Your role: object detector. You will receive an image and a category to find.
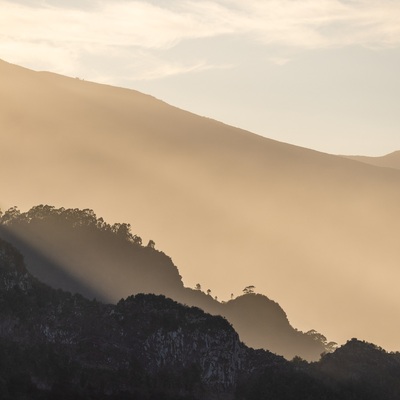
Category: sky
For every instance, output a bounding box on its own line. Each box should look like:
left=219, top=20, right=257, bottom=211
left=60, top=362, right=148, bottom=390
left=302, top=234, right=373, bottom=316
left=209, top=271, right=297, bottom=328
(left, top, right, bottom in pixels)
left=1, top=0, right=400, bottom=156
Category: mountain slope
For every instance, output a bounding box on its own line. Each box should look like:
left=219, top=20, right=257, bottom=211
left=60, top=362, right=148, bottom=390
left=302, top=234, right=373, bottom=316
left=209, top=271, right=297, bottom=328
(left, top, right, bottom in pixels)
left=0, top=237, right=284, bottom=399
left=0, top=205, right=331, bottom=361
left=1, top=239, right=400, bottom=400
left=1, top=59, right=400, bottom=350
left=345, top=151, right=400, bottom=170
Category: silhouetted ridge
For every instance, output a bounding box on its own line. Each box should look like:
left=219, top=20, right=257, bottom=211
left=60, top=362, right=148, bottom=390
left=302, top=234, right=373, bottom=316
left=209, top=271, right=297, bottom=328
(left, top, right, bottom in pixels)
left=0, top=205, right=183, bottom=302
left=0, top=205, right=334, bottom=361
left=1, top=237, right=400, bottom=399
left=345, top=150, right=400, bottom=170
left=310, top=339, right=400, bottom=400
left=0, top=238, right=284, bottom=399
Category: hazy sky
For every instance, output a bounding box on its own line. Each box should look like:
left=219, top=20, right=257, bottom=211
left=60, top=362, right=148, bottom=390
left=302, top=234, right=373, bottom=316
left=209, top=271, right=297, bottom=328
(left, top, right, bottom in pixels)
left=1, top=0, right=400, bottom=155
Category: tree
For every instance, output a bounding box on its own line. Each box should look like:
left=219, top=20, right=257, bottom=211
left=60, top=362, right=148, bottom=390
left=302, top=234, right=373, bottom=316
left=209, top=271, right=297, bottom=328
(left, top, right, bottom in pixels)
left=1, top=206, right=21, bottom=224
left=243, top=285, right=255, bottom=294
left=132, top=235, right=142, bottom=245
left=206, top=289, right=211, bottom=296
left=147, top=240, right=155, bottom=249
left=195, top=283, right=201, bottom=291
left=112, top=222, right=134, bottom=241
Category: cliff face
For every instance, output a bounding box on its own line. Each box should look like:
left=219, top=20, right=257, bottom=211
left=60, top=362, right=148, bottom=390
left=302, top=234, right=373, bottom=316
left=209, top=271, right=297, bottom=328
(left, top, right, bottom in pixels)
left=0, top=238, right=283, bottom=399
left=117, top=296, right=248, bottom=391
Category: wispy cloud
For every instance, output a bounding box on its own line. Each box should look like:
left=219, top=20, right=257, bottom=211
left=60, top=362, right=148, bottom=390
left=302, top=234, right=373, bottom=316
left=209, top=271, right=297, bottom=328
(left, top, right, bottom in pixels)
left=1, top=0, right=400, bottom=79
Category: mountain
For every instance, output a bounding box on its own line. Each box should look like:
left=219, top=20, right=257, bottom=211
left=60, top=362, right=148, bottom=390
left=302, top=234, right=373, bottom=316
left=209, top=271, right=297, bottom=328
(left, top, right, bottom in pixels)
left=344, top=151, right=400, bottom=170
left=0, top=205, right=332, bottom=361
left=0, top=237, right=284, bottom=399
left=312, top=339, right=400, bottom=400
left=238, top=339, right=400, bottom=400
left=1, top=238, right=400, bottom=400
left=1, top=58, right=400, bottom=351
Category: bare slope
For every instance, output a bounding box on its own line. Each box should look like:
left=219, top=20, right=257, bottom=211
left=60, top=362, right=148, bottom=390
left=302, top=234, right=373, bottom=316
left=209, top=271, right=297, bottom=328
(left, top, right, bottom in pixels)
left=345, top=151, right=400, bottom=170
left=1, top=59, right=400, bottom=351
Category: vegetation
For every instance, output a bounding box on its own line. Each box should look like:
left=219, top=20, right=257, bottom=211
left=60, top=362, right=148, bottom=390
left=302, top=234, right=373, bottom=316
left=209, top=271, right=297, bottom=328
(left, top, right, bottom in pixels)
left=0, top=205, right=346, bottom=361
left=0, top=205, right=142, bottom=244
left=1, top=230, right=400, bottom=399
left=242, top=285, right=255, bottom=294
left=0, top=205, right=183, bottom=301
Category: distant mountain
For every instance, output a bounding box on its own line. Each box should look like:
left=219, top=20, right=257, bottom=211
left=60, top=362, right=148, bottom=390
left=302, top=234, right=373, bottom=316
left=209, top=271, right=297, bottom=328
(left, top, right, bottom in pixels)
left=344, top=151, right=400, bottom=170
left=1, top=238, right=399, bottom=400
left=2, top=58, right=400, bottom=351
left=0, top=205, right=332, bottom=361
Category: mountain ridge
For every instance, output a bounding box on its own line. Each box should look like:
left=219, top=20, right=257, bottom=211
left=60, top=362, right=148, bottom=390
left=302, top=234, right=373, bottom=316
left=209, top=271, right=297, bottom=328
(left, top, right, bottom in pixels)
left=344, top=150, right=400, bottom=170
left=1, top=237, right=400, bottom=400
left=0, top=205, right=333, bottom=361
left=1, top=58, right=400, bottom=350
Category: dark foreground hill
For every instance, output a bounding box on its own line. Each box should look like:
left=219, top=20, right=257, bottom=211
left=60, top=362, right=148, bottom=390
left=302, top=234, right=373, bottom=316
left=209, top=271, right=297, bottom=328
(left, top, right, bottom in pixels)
left=0, top=237, right=283, bottom=399
left=1, top=238, right=400, bottom=400
left=0, top=205, right=334, bottom=361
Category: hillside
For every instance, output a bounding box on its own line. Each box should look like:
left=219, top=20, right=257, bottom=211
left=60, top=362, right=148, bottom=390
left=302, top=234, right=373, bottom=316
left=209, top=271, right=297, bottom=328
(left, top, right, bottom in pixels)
left=0, top=237, right=284, bottom=399
left=1, top=238, right=400, bottom=400
left=1, top=59, right=400, bottom=351
left=345, top=151, right=400, bottom=170
left=0, top=205, right=332, bottom=361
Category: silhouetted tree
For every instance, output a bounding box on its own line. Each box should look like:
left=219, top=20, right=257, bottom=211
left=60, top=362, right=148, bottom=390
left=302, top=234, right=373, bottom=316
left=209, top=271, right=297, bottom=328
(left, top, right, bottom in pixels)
left=243, top=285, right=255, bottom=294
left=131, top=235, right=142, bottom=245
left=305, top=330, right=337, bottom=353
left=112, top=223, right=133, bottom=241
left=0, top=206, right=20, bottom=224
left=147, top=240, right=155, bottom=249
left=195, top=283, right=201, bottom=291
left=206, top=289, right=211, bottom=296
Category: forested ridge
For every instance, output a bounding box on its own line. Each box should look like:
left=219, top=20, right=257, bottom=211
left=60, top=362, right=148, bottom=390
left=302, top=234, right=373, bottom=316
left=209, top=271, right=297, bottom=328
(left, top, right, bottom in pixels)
left=0, top=205, right=334, bottom=360
left=1, top=237, right=400, bottom=399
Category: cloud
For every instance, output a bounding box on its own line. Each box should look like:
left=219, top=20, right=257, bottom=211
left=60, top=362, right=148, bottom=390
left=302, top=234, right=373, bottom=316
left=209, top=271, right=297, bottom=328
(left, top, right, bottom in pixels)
left=126, top=59, right=233, bottom=81
left=223, top=0, right=400, bottom=49
left=1, top=0, right=400, bottom=79
left=268, top=56, right=291, bottom=66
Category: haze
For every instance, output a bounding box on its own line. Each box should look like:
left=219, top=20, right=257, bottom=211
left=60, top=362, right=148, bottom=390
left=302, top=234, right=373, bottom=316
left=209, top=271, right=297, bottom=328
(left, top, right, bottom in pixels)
left=1, top=59, right=400, bottom=353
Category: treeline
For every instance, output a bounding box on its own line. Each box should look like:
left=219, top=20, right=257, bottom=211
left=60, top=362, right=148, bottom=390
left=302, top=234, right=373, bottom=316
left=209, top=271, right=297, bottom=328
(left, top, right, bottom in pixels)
left=0, top=205, right=147, bottom=246
left=0, top=205, right=183, bottom=302
left=0, top=205, right=338, bottom=360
